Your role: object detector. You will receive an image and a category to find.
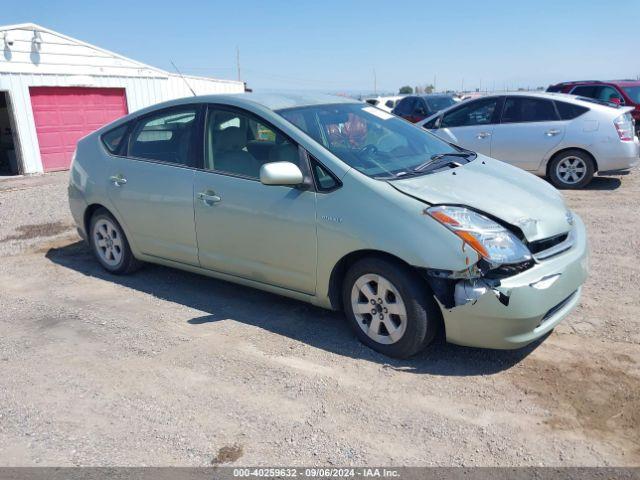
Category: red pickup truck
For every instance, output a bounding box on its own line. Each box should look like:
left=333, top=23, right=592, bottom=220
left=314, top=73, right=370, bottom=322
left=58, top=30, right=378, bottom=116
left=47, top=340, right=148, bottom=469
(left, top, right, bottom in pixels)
left=547, top=80, right=640, bottom=134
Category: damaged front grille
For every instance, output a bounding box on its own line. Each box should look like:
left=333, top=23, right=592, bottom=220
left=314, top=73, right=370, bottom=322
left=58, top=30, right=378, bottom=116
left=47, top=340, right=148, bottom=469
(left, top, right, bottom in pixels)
left=484, top=259, right=535, bottom=279
left=529, top=230, right=575, bottom=261
left=529, top=233, right=568, bottom=254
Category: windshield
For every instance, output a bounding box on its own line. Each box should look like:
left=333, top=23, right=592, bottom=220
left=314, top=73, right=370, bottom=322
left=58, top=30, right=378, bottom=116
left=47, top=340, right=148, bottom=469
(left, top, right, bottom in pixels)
left=424, top=96, right=456, bottom=112
left=622, top=86, right=640, bottom=103
left=277, top=103, right=470, bottom=178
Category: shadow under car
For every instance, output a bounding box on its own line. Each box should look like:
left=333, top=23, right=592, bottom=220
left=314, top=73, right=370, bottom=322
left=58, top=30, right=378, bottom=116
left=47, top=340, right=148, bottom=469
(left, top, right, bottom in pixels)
left=45, top=241, right=545, bottom=376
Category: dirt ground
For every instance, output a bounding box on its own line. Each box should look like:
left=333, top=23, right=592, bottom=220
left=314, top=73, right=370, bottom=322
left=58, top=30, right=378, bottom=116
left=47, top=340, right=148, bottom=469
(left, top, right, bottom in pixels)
left=0, top=170, right=638, bottom=467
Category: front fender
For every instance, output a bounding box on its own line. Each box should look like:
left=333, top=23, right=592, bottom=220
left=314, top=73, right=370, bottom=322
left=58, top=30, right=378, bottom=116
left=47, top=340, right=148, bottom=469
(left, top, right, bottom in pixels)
left=312, top=170, right=477, bottom=308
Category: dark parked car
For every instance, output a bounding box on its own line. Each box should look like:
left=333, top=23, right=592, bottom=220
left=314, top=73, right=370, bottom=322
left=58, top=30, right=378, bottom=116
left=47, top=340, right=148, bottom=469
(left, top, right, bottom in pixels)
left=547, top=80, right=640, bottom=134
left=392, top=94, right=456, bottom=123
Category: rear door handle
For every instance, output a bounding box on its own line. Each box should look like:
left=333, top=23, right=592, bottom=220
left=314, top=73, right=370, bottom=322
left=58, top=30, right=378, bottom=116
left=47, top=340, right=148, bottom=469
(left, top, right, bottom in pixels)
left=197, top=190, right=221, bottom=206
left=109, top=174, right=127, bottom=186
left=476, top=132, right=491, bottom=139
left=545, top=129, right=561, bottom=136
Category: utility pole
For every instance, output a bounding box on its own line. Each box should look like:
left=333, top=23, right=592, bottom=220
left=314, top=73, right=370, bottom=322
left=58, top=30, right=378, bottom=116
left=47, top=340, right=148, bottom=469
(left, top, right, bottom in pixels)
left=236, top=46, right=241, bottom=81
left=461, top=78, right=464, bottom=93
left=433, top=74, right=437, bottom=92
left=373, top=68, right=377, bottom=95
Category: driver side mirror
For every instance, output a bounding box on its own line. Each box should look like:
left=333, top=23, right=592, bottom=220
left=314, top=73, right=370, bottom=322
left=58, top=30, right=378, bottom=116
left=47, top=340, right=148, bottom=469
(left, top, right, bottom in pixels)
left=260, top=161, right=304, bottom=187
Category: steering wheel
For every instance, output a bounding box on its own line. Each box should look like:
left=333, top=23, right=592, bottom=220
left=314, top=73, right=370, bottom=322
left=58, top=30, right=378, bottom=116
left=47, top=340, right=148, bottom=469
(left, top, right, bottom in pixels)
left=358, top=144, right=378, bottom=157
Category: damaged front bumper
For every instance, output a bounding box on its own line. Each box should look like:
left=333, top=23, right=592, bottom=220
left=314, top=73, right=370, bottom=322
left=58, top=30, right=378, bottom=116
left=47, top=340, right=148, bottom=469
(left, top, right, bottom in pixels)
left=434, top=214, right=588, bottom=349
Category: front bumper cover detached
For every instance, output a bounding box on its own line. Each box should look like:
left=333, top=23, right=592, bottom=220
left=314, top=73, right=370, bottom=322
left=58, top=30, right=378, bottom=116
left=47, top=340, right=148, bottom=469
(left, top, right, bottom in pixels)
left=431, top=214, right=588, bottom=349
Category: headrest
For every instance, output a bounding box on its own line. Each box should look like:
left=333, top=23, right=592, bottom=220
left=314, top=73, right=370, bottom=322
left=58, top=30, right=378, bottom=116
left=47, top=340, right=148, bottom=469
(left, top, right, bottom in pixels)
left=215, top=127, right=246, bottom=152
left=269, top=143, right=299, bottom=164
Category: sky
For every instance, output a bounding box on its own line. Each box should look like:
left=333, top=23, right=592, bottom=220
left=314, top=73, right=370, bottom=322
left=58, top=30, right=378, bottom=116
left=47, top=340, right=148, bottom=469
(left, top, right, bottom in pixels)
left=2, top=0, right=639, bottom=94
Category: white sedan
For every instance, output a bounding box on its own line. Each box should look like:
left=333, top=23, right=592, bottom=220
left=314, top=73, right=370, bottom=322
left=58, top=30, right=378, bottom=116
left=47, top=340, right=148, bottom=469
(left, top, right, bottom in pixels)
left=363, top=95, right=403, bottom=113
left=418, top=92, right=639, bottom=188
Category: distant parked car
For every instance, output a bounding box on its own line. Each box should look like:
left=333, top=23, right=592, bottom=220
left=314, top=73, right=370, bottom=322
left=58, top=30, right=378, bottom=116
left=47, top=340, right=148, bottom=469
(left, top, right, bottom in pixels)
left=363, top=95, right=403, bottom=113
left=392, top=94, right=456, bottom=123
left=547, top=80, right=640, bottom=134
left=419, top=92, right=639, bottom=188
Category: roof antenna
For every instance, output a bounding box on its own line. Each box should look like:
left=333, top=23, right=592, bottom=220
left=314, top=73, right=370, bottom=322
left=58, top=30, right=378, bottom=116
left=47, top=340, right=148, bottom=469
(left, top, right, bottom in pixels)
left=170, top=60, right=196, bottom=96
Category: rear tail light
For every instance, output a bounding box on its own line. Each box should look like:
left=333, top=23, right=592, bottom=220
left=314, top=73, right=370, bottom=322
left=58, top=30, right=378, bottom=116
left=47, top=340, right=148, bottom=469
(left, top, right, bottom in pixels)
left=614, top=113, right=634, bottom=141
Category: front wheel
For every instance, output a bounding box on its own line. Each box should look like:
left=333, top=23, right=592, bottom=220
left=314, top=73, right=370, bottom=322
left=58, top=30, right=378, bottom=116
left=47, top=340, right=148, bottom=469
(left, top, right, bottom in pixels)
left=342, top=257, right=439, bottom=358
left=548, top=150, right=595, bottom=189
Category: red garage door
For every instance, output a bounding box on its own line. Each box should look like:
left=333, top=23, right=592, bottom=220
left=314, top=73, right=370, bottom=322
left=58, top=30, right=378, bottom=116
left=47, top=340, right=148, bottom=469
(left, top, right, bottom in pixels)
left=30, top=87, right=128, bottom=171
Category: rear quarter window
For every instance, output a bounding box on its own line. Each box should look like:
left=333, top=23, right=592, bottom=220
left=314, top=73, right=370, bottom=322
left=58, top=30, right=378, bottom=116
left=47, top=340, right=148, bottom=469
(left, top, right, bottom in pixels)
left=101, top=124, right=128, bottom=154
left=554, top=101, right=589, bottom=120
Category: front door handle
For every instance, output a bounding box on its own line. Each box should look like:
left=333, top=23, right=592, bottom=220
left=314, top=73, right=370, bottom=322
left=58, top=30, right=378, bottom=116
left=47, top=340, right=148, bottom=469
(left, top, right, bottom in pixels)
left=197, top=190, right=221, bottom=206
left=476, top=132, right=491, bottom=139
left=545, top=129, right=561, bottom=137
left=109, top=174, right=127, bottom=186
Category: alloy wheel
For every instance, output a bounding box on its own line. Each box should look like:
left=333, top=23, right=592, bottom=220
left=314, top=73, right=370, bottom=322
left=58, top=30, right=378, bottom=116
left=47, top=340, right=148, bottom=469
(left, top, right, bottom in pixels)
left=93, top=218, right=124, bottom=267
left=350, top=273, right=408, bottom=345
left=555, top=156, right=587, bottom=185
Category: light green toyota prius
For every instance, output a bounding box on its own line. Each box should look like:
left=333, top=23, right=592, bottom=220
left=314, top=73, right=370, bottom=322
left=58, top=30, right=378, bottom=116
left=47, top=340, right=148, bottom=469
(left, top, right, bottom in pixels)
left=68, top=93, right=588, bottom=358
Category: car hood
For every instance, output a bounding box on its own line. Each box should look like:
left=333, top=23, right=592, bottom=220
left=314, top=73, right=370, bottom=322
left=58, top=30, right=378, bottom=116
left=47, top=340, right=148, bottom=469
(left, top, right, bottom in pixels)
left=389, top=156, right=572, bottom=242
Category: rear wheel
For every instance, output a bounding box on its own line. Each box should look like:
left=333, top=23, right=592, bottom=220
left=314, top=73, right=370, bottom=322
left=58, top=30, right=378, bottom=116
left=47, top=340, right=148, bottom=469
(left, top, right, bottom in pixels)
left=89, top=208, right=141, bottom=274
left=548, top=150, right=595, bottom=189
left=342, top=257, right=439, bottom=358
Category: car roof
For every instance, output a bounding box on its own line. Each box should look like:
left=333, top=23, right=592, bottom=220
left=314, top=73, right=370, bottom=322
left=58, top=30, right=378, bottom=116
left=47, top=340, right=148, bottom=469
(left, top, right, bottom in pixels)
left=364, top=95, right=402, bottom=100
left=133, top=92, right=360, bottom=116
left=95, top=92, right=364, bottom=136
left=553, top=80, right=640, bottom=87
left=460, top=91, right=606, bottom=104
left=238, top=92, right=359, bottom=110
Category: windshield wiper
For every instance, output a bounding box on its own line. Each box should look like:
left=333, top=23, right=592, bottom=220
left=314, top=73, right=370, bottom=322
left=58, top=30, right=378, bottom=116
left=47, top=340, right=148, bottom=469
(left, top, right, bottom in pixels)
left=413, top=152, right=476, bottom=172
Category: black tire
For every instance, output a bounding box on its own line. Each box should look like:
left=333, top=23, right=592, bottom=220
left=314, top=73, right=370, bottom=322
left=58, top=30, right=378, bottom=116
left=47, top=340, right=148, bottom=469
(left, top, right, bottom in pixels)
left=342, top=257, right=439, bottom=358
left=547, top=149, right=595, bottom=189
left=89, top=208, right=141, bottom=274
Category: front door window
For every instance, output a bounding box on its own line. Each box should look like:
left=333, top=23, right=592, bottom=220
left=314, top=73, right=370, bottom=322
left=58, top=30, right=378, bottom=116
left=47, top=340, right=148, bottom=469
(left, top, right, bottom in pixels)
left=205, top=108, right=299, bottom=179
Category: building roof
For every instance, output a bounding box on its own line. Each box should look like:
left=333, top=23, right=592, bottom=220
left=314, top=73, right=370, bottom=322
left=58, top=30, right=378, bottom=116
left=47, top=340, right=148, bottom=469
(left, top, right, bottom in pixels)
left=0, top=22, right=240, bottom=84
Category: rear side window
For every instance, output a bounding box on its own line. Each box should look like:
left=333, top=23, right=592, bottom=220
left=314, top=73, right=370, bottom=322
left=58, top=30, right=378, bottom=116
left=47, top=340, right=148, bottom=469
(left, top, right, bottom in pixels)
left=596, top=86, right=624, bottom=104
left=554, top=101, right=589, bottom=120
left=570, top=85, right=598, bottom=98
left=424, top=96, right=456, bottom=113
left=394, top=97, right=414, bottom=115
left=501, top=97, right=558, bottom=123
left=101, top=124, right=128, bottom=154
left=128, top=108, right=197, bottom=166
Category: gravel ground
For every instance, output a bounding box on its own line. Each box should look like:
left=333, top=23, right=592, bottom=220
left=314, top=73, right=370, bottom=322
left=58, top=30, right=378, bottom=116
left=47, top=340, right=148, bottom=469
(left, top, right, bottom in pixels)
left=0, top=170, right=638, bottom=466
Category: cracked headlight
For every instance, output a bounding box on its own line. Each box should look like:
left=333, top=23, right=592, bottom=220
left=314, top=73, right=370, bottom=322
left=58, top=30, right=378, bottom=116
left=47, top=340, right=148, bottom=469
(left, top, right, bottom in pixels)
left=427, top=205, right=532, bottom=266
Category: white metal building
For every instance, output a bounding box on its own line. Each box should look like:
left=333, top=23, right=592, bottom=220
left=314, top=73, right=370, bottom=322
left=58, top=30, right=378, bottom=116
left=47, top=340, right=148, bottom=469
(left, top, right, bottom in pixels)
left=0, top=23, right=245, bottom=175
